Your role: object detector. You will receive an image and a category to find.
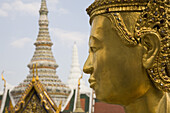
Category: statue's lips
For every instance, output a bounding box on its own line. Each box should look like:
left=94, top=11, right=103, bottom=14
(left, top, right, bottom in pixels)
left=89, top=77, right=96, bottom=89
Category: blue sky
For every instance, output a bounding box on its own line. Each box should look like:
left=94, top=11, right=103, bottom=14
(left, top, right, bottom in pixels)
left=0, top=0, right=93, bottom=91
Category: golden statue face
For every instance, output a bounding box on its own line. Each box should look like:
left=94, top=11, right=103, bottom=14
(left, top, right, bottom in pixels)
left=84, top=0, right=169, bottom=112
left=83, top=15, right=151, bottom=105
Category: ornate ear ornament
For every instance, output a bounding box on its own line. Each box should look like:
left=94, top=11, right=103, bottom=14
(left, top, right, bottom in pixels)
left=135, top=0, right=170, bottom=92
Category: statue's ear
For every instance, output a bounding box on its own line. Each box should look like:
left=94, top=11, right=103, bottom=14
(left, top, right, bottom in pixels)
left=141, top=32, right=160, bottom=69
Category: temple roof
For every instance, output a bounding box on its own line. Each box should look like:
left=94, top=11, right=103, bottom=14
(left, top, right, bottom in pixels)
left=14, top=76, right=58, bottom=113
left=0, top=82, right=14, bottom=113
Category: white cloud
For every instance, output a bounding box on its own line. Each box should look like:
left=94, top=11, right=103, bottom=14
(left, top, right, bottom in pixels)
left=0, top=9, right=8, bottom=17
left=11, top=37, right=32, bottom=48
left=13, top=0, right=39, bottom=15
left=50, top=28, right=88, bottom=46
left=1, top=3, right=12, bottom=10
left=0, top=0, right=67, bottom=17
left=0, top=0, right=40, bottom=17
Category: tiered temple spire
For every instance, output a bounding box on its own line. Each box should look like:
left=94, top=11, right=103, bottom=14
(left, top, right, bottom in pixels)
left=68, top=43, right=90, bottom=93
left=11, top=0, right=70, bottom=108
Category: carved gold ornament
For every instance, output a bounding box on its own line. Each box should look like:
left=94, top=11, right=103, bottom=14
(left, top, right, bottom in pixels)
left=86, top=0, right=169, bottom=92
left=135, top=0, right=170, bottom=92
left=86, top=0, right=148, bottom=18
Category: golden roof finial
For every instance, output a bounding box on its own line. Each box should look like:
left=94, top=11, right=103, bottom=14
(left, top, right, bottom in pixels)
left=1, top=71, right=6, bottom=88
left=56, top=100, right=62, bottom=113
left=36, top=63, right=39, bottom=81
left=32, top=64, right=35, bottom=83
left=78, top=72, right=83, bottom=86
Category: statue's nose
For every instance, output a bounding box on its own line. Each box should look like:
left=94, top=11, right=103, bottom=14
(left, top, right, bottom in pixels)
left=83, top=55, right=94, bottom=74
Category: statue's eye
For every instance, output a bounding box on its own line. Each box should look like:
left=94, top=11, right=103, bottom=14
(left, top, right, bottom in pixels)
left=90, top=47, right=98, bottom=53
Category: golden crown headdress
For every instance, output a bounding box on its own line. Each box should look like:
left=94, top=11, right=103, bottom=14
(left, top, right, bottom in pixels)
left=87, top=0, right=149, bottom=18
left=135, top=0, right=169, bottom=92
left=86, top=0, right=170, bottom=92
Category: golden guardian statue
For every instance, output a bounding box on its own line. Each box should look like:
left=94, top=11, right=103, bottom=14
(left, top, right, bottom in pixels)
left=83, top=0, right=170, bottom=113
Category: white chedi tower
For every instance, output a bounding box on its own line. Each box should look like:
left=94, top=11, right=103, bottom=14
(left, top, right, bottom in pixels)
left=68, top=43, right=90, bottom=93
left=11, top=0, right=71, bottom=107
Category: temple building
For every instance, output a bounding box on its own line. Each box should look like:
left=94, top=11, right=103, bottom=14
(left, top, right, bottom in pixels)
left=0, top=0, right=126, bottom=113
left=10, top=0, right=71, bottom=109
left=14, top=66, right=59, bottom=113
left=0, top=73, right=14, bottom=113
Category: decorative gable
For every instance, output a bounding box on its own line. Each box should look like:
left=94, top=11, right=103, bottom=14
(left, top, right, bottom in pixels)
left=14, top=77, right=58, bottom=113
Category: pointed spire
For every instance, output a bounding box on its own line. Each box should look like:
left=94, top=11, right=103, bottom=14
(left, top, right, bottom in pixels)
left=74, top=75, right=84, bottom=113
left=11, top=0, right=71, bottom=107
left=68, top=43, right=90, bottom=93
left=39, top=0, right=49, bottom=28
left=28, top=0, right=58, bottom=71
left=72, top=42, right=80, bottom=67
left=34, top=0, right=53, bottom=47
left=68, top=43, right=81, bottom=89
left=40, top=0, right=48, bottom=14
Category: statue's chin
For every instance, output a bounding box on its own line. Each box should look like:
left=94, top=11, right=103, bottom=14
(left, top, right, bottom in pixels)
left=95, top=93, right=113, bottom=104
left=97, top=98, right=120, bottom=105
left=96, top=93, right=126, bottom=105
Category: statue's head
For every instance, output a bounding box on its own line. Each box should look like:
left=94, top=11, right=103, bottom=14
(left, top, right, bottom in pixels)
left=83, top=0, right=169, bottom=106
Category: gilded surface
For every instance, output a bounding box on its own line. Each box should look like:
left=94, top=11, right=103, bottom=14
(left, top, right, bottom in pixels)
left=14, top=67, right=58, bottom=113
left=83, top=0, right=169, bottom=113
left=23, top=94, right=47, bottom=113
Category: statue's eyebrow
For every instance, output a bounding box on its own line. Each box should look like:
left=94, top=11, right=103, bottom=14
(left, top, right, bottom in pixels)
left=90, top=35, right=102, bottom=42
left=89, top=36, right=102, bottom=46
